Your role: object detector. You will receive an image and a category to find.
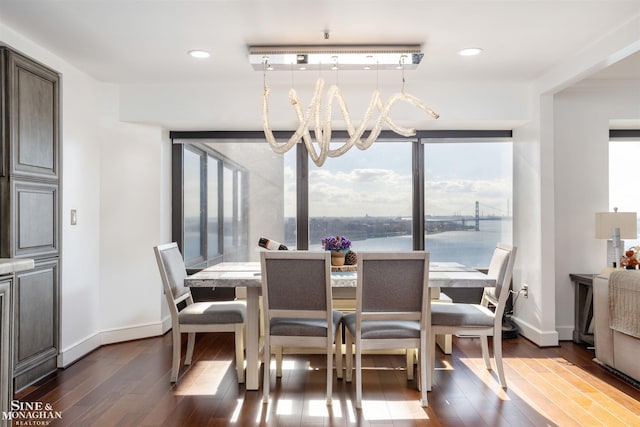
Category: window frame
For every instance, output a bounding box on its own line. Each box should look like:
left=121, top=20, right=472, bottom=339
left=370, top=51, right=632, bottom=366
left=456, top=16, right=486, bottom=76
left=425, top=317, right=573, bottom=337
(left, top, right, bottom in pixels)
left=609, top=129, right=640, bottom=250
left=172, top=141, right=248, bottom=268
left=171, top=130, right=512, bottom=262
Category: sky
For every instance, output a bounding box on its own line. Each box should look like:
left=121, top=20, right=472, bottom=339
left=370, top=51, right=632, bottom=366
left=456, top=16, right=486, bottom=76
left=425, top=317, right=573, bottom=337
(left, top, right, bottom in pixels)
left=283, top=140, right=513, bottom=218
left=609, top=141, right=640, bottom=248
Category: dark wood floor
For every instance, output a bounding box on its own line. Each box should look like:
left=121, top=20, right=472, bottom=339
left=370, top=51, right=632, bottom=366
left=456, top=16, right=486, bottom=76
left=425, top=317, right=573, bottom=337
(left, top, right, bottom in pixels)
left=14, top=332, right=640, bottom=426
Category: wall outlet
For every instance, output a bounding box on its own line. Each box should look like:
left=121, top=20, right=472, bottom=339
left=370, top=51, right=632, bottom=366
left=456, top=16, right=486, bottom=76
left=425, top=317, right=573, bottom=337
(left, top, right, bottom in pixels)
left=522, top=283, right=529, bottom=298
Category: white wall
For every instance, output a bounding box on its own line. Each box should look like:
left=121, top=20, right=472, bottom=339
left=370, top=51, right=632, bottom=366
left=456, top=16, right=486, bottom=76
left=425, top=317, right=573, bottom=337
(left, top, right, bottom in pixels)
left=118, top=79, right=531, bottom=131
left=508, top=15, right=640, bottom=346
left=0, top=23, right=172, bottom=366
left=553, top=81, right=640, bottom=340
left=513, top=103, right=558, bottom=346
left=98, top=105, right=171, bottom=343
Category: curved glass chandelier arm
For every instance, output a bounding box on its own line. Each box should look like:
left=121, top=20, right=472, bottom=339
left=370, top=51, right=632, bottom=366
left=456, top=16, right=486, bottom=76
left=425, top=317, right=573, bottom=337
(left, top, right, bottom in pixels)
left=262, top=86, right=303, bottom=153
left=327, top=86, right=381, bottom=157
left=290, top=79, right=329, bottom=166
left=377, top=92, right=418, bottom=137
left=261, top=76, right=439, bottom=166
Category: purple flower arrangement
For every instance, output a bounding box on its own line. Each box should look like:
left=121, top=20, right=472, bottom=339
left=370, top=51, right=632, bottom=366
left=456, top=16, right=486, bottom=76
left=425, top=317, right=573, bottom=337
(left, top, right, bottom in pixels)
left=321, top=235, right=351, bottom=251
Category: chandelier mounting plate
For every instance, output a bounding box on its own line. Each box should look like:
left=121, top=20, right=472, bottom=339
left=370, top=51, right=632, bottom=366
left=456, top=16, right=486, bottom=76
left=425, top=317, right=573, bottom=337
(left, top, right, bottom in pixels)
left=248, top=44, right=424, bottom=71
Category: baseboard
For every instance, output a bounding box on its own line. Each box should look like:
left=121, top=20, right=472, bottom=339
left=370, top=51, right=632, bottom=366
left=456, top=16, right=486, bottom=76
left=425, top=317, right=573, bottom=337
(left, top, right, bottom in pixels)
left=555, top=325, right=574, bottom=341
left=512, top=316, right=559, bottom=346
left=99, top=321, right=165, bottom=346
left=57, top=333, right=103, bottom=368
left=58, top=318, right=170, bottom=368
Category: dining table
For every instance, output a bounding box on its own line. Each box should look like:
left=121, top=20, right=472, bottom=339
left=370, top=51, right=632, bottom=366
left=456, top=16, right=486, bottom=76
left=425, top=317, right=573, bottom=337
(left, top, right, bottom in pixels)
left=184, top=260, right=496, bottom=390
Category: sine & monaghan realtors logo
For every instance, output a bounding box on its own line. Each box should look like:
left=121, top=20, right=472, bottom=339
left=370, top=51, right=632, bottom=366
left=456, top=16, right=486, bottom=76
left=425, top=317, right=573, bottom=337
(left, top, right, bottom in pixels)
left=1, top=400, right=62, bottom=425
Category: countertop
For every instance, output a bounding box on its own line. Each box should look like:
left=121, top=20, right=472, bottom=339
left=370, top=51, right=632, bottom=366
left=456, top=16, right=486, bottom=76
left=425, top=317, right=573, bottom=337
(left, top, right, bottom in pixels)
left=0, top=258, right=35, bottom=275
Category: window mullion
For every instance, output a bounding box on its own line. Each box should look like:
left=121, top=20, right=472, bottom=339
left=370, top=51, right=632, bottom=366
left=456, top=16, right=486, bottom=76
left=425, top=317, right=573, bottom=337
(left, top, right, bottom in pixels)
left=297, top=143, right=309, bottom=250
left=413, top=140, right=425, bottom=250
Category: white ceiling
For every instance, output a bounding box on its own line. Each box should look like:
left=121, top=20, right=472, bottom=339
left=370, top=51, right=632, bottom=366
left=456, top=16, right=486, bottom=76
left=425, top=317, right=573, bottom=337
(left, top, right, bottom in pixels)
left=0, top=0, right=639, bottom=128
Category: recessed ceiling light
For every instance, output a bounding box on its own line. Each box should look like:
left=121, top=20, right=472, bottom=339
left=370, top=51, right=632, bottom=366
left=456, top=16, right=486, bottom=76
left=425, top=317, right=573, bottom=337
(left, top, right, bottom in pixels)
left=459, top=47, right=483, bottom=57
left=188, top=50, right=211, bottom=59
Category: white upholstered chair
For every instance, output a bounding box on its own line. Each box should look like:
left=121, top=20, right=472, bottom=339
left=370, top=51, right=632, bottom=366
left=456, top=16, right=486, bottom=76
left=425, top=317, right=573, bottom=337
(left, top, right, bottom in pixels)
left=154, top=242, right=246, bottom=383
left=260, top=250, right=343, bottom=405
left=430, top=243, right=516, bottom=389
left=344, top=251, right=431, bottom=408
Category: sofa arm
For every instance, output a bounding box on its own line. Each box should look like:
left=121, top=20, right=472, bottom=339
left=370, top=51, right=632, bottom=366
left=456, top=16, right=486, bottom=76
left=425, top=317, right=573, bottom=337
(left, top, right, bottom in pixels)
left=592, top=273, right=614, bottom=366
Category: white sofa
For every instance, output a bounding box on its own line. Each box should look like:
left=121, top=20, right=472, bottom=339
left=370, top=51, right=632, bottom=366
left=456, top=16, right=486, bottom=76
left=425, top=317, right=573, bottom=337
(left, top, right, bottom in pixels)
left=593, top=270, right=640, bottom=382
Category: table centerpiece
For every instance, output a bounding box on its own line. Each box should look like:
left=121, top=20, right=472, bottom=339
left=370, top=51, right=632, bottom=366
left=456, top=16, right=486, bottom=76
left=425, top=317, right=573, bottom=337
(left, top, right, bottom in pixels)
left=322, top=235, right=352, bottom=266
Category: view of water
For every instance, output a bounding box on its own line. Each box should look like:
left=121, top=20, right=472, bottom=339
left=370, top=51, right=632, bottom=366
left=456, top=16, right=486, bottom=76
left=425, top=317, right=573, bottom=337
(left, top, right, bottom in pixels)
left=308, top=219, right=512, bottom=268
left=185, top=218, right=512, bottom=269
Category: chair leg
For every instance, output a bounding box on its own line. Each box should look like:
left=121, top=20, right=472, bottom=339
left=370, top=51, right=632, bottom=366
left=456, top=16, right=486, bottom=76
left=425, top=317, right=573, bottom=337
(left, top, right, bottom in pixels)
left=420, top=337, right=428, bottom=407
left=185, top=332, right=196, bottom=365
left=326, top=339, right=333, bottom=405
left=171, top=328, right=181, bottom=383
left=335, top=324, right=343, bottom=380
left=406, top=349, right=415, bottom=381
left=480, top=335, right=491, bottom=370
left=345, top=330, right=353, bottom=382
left=275, top=346, right=283, bottom=378
left=428, top=330, right=436, bottom=392
left=493, top=333, right=507, bottom=389
left=355, top=339, right=362, bottom=409
left=263, top=337, right=271, bottom=404
left=235, top=324, right=245, bottom=383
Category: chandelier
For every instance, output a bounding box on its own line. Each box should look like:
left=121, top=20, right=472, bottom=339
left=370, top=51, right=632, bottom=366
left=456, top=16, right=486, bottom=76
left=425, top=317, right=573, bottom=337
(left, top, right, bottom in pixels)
left=250, top=45, right=440, bottom=166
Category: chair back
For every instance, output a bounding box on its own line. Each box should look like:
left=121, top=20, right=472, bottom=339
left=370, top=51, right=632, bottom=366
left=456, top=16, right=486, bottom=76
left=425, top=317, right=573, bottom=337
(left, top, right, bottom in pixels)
left=356, top=252, right=430, bottom=323
left=260, top=251, right=333, bottom=328
left=154, top=242, right=193, bottom=319
left=483, top=243, right=517, bottom=317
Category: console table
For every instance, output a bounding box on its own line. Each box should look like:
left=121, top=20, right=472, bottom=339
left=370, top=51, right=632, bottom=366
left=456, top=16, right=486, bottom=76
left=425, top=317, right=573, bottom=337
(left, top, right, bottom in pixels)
left=570, top=273, right=597, bottom=345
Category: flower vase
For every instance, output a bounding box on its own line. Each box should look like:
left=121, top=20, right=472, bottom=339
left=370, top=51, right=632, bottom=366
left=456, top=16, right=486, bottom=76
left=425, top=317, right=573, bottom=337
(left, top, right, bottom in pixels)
left=331, top=250, right=347, bottom=266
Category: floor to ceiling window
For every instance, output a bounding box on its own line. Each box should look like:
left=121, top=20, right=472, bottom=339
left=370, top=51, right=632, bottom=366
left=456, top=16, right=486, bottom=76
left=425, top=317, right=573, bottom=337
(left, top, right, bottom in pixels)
left=609, top=138, right=640, bottom=249
left=176, top=143, right=249, bottom=268
left=172, top=131, right=512, bottom=268
left=183, top=147, right=203, bottom=264
left=307, top=141, right=413, bottom=251
left=424, top=141, right=512, bottom=267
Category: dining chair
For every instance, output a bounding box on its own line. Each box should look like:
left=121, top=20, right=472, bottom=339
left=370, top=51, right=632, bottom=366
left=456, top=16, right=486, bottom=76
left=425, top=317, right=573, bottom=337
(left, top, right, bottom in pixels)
left=344, top=251, right=431, bottom=408
left=430, top=243, right=517, bottom=389
left=154, top=242, right=246, bottom=383
left=260, top=250, right=343, bottom=405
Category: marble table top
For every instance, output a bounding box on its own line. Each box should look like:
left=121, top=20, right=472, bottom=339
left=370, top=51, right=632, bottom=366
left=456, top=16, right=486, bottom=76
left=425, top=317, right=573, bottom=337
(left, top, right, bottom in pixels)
left=185, top=261, right=495, bottom=289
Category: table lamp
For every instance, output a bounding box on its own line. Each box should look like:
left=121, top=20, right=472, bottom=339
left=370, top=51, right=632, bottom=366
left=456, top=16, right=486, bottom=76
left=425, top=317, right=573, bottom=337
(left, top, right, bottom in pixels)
left=595, top=208, right=638, bottom=269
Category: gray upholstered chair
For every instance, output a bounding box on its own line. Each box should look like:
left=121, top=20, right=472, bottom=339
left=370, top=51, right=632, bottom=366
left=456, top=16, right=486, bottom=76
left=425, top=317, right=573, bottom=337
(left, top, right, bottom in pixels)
left=344, top=251, right=431, bottom=408
left=154, top=242, right=246, bottom=383
left=260, top=250, right=343, bottom=405
left=430, top=243, right=516, bottom=389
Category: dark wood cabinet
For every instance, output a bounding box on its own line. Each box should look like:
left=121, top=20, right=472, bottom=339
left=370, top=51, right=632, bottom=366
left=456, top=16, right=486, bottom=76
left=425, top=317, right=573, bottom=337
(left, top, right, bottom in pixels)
left=5, top=50, right=59, bottom=180
left=0, top=46, right=60, bottom=393
left=0, top=278, right=11, bottom=427
left=13, top=260, right=59, bottom=391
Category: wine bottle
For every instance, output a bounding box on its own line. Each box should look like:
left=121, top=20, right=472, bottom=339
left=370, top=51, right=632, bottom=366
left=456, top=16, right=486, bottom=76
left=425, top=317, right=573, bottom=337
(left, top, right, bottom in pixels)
left=258, top=237, right=288, bottom=250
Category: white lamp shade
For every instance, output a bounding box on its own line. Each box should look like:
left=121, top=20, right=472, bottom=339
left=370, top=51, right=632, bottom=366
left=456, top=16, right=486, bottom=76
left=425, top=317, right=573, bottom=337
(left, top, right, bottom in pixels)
left=595, top=212, right=638, bottom=239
